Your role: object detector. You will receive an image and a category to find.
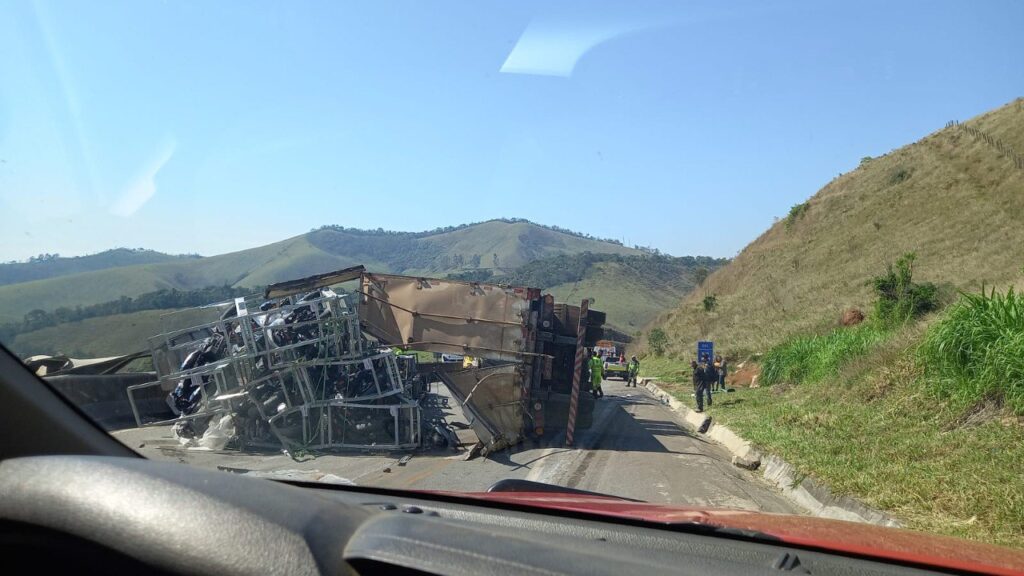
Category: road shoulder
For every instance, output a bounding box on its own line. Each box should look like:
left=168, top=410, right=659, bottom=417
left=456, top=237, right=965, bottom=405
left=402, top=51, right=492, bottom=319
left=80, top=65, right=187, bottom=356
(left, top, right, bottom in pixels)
left=642, top=378, right=903, bottom=528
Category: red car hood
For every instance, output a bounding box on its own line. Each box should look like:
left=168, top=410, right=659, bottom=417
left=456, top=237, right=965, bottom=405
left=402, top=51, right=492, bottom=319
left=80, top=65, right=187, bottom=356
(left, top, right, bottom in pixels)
left=437, top=490, right=1024, bottom=576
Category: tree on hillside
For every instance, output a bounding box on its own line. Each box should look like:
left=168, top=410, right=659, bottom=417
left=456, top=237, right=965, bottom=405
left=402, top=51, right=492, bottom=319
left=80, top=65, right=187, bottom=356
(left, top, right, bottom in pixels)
left=648, top=328, right=668, bottom=356
left=23, top=309, right=50, bottom=332
left=694, top=266, right=709, bottom=286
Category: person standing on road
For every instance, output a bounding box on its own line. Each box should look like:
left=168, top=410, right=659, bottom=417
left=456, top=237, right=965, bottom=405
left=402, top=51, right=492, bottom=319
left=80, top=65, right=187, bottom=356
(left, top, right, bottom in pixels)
left=691, top=360, right=708, bottom=412
left=698, top=354, right=715, bottom=409
left=588, top=350, right=605, bottom=398
left=704, top=354, right=717, bottom=405
left=627, top=355, right=640, bottom=387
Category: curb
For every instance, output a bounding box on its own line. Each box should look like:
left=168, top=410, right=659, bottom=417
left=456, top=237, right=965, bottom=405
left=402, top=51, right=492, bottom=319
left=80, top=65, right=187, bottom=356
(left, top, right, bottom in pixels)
left=641, top=378, right=903, bottom=528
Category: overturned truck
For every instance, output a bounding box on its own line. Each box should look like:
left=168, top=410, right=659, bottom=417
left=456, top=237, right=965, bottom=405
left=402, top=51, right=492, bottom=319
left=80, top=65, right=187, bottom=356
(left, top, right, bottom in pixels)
left=358, top=270, right=605, bottom=453
left=127, top=266, right=605, bottom=455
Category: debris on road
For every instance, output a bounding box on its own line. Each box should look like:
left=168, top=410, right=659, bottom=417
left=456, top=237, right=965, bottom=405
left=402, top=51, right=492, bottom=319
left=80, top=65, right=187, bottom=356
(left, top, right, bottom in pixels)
left=128, top=282, right=422, bottom=452
left=121, top=265, right=608, bottom=458
left=464, top=442, right=483, bottom=461
left=216, top=466, right=356, bottom=485
left=698, top=417, right=712, bottom=434
left=732, top=453, right=761, bottom=470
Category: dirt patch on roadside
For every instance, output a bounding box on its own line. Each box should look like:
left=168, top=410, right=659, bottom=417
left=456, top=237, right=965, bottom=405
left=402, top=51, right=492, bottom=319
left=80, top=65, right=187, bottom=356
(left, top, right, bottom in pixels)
left=841, top=308, right=865, bottom=326
left=728, top=363, right=760, bottom=387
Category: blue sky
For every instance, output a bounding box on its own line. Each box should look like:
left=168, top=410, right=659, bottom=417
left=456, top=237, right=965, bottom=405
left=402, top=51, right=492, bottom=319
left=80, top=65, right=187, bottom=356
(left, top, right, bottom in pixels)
left=1, top=0, right=1022, bottom=262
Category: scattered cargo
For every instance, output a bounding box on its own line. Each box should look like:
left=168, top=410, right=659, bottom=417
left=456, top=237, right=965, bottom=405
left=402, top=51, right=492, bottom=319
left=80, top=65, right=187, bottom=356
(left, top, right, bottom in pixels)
left=38, top=266, right=606, bottom=457
left=128, top=285, right=421, bottom=451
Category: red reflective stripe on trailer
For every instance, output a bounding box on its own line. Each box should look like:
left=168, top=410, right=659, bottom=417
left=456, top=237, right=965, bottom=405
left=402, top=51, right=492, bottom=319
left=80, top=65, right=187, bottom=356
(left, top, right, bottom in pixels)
left=565, top=299, right=589, bottom=447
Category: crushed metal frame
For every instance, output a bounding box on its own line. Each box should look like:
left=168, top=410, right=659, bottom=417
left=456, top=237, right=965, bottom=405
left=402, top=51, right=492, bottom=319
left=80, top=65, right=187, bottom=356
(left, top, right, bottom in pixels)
left=127, top=286, right=422, bottom=452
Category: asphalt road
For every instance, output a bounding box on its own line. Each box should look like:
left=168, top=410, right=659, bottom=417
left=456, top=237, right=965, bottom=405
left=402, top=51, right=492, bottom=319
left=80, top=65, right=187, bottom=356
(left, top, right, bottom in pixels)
left=114, top=378, right=799, bottom=514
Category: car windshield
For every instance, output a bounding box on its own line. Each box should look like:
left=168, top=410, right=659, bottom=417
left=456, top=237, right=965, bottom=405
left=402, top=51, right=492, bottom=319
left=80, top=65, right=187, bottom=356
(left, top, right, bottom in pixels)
left=2, top=0, right=1023, bottom=552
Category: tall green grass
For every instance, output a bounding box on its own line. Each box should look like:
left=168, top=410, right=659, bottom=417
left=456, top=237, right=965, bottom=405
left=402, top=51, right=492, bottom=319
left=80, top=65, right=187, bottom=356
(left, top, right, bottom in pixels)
left=761, top=323, right=891, bottom=386
left=919, top=287, right=1024, bottom=414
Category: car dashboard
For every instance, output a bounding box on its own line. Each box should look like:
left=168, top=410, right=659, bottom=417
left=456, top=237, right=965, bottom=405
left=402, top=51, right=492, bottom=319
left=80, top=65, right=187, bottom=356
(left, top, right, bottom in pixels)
left=0, top=455, right=960, bottom=576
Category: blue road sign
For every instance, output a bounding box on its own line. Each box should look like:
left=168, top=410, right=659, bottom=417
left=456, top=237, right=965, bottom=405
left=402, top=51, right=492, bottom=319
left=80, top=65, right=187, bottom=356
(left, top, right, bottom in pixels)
left=697, top=341, right=714, bottom=363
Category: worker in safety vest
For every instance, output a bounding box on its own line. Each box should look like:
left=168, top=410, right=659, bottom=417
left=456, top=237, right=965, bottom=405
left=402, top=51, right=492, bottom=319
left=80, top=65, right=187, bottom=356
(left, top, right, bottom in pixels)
left=627, top=355, right=640, bottom=387
left=588, top=350, right=605, bottom=398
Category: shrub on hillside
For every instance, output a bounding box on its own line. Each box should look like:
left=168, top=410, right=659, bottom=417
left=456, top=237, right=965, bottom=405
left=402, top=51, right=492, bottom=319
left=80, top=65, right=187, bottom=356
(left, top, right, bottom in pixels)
left=702, top=294, right=717, bottom=312
left=648, top=328, right=668, bottom=356
left=919, top=286, right=1024, bottom=414
left=888, top=166, right=912, bottom=186
left=869, top=252, right=938, bottom=327
left=785, top=202, right=809, bottom=229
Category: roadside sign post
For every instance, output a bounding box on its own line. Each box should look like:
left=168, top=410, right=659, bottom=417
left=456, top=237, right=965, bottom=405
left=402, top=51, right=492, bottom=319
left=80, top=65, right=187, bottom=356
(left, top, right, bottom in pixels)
left=697, top=340, right=714, bottom=363
left=565, top=299, right=589, bottom=447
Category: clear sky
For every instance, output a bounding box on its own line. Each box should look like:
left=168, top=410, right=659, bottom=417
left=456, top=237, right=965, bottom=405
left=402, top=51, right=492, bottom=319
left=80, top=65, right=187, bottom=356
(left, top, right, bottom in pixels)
left=1, top=0, right=1022, bottom=262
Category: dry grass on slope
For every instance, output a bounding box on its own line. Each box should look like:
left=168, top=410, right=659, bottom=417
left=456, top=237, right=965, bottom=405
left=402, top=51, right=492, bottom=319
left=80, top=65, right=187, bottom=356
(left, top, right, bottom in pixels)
left=651, top=98, right=1024, bottom=360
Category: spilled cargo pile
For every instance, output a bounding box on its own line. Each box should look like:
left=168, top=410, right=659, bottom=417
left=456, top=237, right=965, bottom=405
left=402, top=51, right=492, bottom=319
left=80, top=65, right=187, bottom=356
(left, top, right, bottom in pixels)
left=127, top=287, right=422, bottom=452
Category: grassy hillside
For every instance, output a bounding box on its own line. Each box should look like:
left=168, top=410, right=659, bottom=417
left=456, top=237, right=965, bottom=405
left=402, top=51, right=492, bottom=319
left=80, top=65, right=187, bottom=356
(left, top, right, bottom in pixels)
left=0, top=220, right=642, bottom=324
left=499, top=253, right=725, bottom=333
left=416, top=220, right=638, bottom=273
left=544, top=262, right=687, bottom=334
left=647, top=98, right=1024, bottom=359
left=640, top=97, right=1024, bottom=548
left=8, top=253, right=720, bottom=359
left=0, top=248, right=196, bottom=286
left=9, top=307, right=218, bottom=358
left=647, top=323, right=1024, bottom=547
left=0, top=239, right=293, bottom=324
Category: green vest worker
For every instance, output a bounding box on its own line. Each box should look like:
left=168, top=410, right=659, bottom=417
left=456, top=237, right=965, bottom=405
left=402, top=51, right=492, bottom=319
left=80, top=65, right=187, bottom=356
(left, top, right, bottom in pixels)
left=627, top=356, right=640, bottom=387
left=588, top=352, right=605, bottom=398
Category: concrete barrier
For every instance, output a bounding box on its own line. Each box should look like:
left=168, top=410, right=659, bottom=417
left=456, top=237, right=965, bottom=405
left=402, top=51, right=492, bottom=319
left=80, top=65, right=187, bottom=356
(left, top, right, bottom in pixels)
left=641, top=378, right=902, bottom=528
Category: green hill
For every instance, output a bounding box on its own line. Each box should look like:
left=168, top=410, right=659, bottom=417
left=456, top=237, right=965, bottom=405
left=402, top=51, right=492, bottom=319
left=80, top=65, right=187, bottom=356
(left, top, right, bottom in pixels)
left=641, top=97, right=1024, bottom=548
left=0, top=219, right=642, bottom=324
left=648, top=98, right=1024, bottom=358
left=0, top=248, right=196, bottom=286
left=500, top=253, right=726, bottom=333
left=9, top=308, right=219, bottom=358
left=7, top=251, right=723, bottom=359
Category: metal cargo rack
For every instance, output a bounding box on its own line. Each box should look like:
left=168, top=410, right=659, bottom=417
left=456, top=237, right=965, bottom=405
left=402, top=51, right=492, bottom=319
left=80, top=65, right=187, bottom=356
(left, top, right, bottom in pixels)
left=147, top=290, right=363, bottom=380
left=266, top=399, right=421, bottom=451
left=126, top=360, right=249, bottom=427
left=127, top=287, right=423, bottom=452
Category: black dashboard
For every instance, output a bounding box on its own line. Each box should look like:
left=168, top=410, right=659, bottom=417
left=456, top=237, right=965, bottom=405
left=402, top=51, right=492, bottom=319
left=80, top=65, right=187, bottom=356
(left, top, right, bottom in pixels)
left=0, top=455, right=955, bottom=576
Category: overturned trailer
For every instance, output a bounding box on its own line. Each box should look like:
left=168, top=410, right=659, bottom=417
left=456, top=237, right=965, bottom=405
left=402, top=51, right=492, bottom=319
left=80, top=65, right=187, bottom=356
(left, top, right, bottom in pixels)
left=355, top=271, right=605, bottom=454
left=126, top=266, right=605, bottom=456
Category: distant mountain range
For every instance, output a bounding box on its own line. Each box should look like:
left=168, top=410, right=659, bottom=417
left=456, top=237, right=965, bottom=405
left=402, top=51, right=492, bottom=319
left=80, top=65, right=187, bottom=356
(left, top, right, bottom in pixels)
left=0, top=219, right=649, bottom=324
left=0, top=248, right=199, bottom=286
